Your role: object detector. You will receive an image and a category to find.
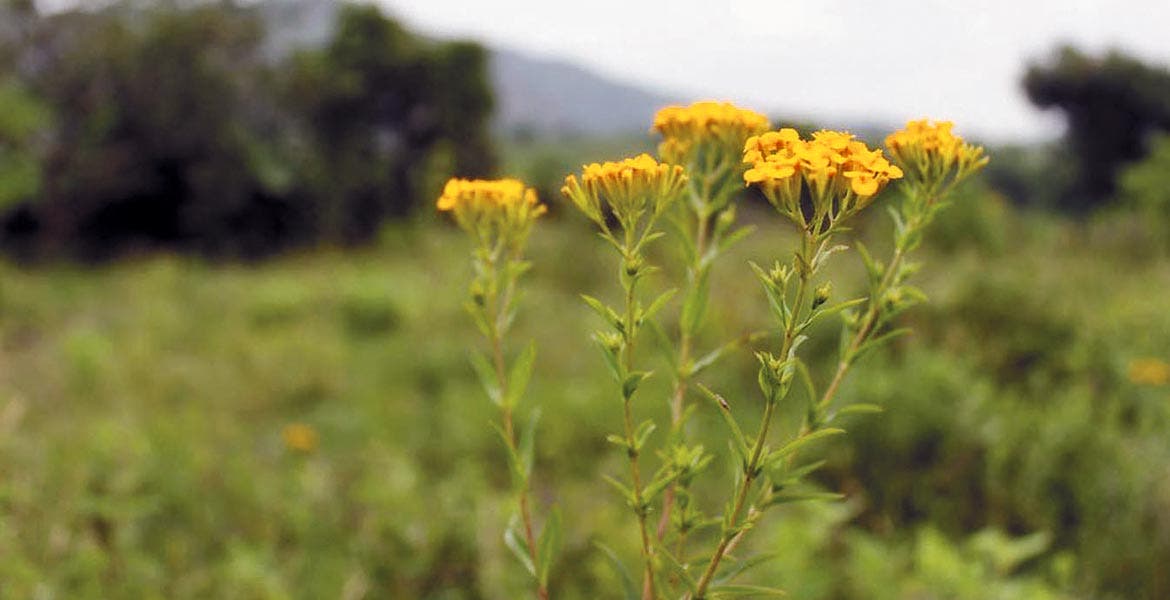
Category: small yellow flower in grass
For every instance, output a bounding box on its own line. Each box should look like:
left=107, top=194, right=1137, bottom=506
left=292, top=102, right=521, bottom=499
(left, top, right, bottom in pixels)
left=743, top=128, right=902, bottom=228
left=436, top=178, right=546, bottom=250
left=885, top=119, right=988, bottom=191
left=561, top=153, right=687, bottom=232
left=652, top=101, right=770, bottom=166
left=1128, top=358, right=1170, bottom=386
left=282, top=423, right=319, bottom=453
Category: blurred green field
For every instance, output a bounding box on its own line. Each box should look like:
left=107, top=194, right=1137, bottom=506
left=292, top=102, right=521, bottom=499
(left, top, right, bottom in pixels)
left=1, top=195, right=1169, bottom=599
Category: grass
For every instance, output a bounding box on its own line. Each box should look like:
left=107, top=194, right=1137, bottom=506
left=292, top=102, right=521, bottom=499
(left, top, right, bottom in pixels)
left=0, top=200, right=1168, bottom=598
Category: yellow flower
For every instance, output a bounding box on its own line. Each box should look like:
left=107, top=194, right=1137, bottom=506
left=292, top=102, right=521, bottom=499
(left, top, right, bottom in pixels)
left=436, top=178, right=546, bottom=249
left=742, top=128, right=901, bottom=227
left=562, top=153, right=687, bottom=231
left=885, top=119, right=987, bottom=190
left=652, top=101, right=769, bottom=166
left=1128, top=358, right=1170, bottom=386
left=282, top=423, right=319, bottom=453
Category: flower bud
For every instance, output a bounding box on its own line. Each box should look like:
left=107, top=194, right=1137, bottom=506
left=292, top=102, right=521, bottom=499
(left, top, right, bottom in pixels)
left=812, top=282, right=832, bottom=310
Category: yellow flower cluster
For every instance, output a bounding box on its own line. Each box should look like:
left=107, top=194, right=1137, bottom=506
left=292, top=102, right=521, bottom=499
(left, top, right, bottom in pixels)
left=562, top=154, right=687, bottom=230
left=653, top=101, right=770, bottom=166
left=282, top=423, right=319, bottom=453
left=885, top=120, right=988, bottom=188
left=743, top=128, right=903, bottom=225
left=1128, top=358, right=1170, bottom=386
left=436, top=178, right=546, bottom=245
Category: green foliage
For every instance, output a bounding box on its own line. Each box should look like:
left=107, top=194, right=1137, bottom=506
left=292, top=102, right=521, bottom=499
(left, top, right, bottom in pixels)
left=0, top=1, right=496, bottom=259
left=0, top=79, right=50, bottom=211
left=0, top=188, right=1167, bottom=597
left=1116, top=132, right=1170, bottom=249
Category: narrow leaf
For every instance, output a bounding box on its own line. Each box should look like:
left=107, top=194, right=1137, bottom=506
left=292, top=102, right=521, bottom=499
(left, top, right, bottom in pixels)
left=594, top=542, right=639, bottom=600
left=718, top=224, right=756, bottom=252
left=658, top=546, right=697, bottom=593
left=537, top=508, right=562, bottom=587
left=697, top=384, right=751, bottom=466
left=773, top=427, right=845, bottom=460
left=712, top=552, right=783, bottom=586
left=710, top=583, right=788, bottom=597
left=680, top=268, right=712, bottom=335
left=517, top=409, right=541, bottom=482
left=469, top=350, right=501, bottom=406
left=765, top=491, right=845, bottom=507
left=581, top=294, right=622, bottom=329
left=504, top=342, right=537, bottom=408
left=642, top=288, right=678, bottom=323
left=504, top=516, right=536, bottom=577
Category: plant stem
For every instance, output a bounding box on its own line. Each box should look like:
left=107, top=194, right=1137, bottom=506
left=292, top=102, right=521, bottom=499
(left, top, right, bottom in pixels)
left=488, top=256, right=549, bottom=600
left=618, top=262, right=658, bottom=600
left=690, top=229, right=815, bottom=599
left=816, top=243, right=907, bottom=416
left=658, top=210, right=710, bottom=541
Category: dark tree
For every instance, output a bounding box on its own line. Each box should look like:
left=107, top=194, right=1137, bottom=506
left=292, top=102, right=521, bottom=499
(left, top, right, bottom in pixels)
left=1024, top=46, right=1170, bottom=211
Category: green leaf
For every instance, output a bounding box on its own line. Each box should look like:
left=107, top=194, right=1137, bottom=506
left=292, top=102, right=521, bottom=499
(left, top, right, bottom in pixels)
left=801, top=297, right=866, bottom=332
left=771, top=428, right=845, bottom=461
left=469, top=350, right=501, bottom=406
left=633, top=420, right=656, bottom=451
left=463, top=300, right=492, bottom=337
left=581, top=294, right=623, bottom=330
left=765, top=491, right=844, bottom=507
left=594, top=542, right=639, bottom=600
left=622, top=371, right=651, bottom=401
left=663, top=212, right=697, bottom=263
left=517, top=409, right=541, bottom=482
left=593, top=333, right=623, bottom=382
left=854, top=328, right=912, bottom=359
left=836, top=403, right=883, bottom=417
left=718, top=224, right=756, bottom=252
left=697, top=384, right=750, bottom=467
left=680, top=268, right=712, bottom=335
left=658, top=546, right=697, bottom=594
left=646, top=319, right=679, bottom=371
left=709, top=583, right=787, bottom=597
left=504, top=342, right=537, bottom=408
left=749, top=262, right=790, bottom=327
left=504, top=516, right=536, bottom=577
left=537, top=508, right=562, bottom=587
left=489, top=421, right=522, bottom=473
left=602, top=474, right=635, bottom=503
left=768, top=459, right=828, bottom=489
left=642, top=288, right=678, bottom=324
left=854, top=241, right=882, bottom=285
left=712, top=552, right=782, bottom=586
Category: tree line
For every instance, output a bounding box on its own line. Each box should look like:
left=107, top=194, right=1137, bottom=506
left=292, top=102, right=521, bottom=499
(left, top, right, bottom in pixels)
left=0, top=0, right=495, bottom=259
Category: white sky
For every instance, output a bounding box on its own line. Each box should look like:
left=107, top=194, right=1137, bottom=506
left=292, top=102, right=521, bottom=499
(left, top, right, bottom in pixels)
left=383, top=0, right=1170, bottom=143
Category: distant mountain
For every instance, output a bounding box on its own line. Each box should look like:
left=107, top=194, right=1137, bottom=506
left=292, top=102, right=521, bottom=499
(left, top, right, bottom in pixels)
left=253, top=2, right=891, bottom=140
left=489, top=48, right=688, bottom=137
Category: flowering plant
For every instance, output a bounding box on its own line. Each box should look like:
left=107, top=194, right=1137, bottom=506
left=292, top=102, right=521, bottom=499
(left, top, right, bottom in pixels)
left=443, top=109, right=987, bottom=598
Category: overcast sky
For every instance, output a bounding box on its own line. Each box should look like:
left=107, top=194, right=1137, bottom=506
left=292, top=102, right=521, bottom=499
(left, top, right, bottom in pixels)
left=384, top=0, right=1170, bottom=143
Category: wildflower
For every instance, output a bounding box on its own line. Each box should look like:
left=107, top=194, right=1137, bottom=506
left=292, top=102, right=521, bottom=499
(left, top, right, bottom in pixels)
left=1128, top=358, right=1170, bottom=386
left=436, top=178, right=546, bottom=251
left=885, top=119, right=988, bottom=191
left=743, top=128, right=902, bottom=228
left=282, top=423, right=319, bottom=453
left=561, top=154, right=687, bottom=233
left=652, top=101, right=770, bottom=167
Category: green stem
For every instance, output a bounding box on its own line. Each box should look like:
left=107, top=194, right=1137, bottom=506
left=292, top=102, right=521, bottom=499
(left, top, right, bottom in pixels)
left=691, top=229, right=816, bottom=599
left=816, top=241, right=907, bottom=417
left=487, top=256, right=549, bottom=600
left=620, top=247, right=657, bottom=600
left=658, top=209, right=710, bottom=540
